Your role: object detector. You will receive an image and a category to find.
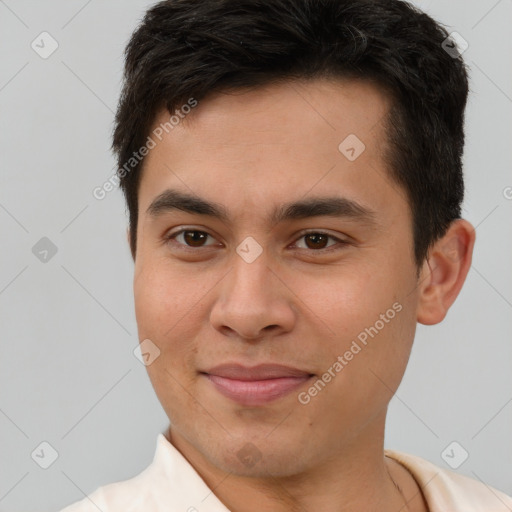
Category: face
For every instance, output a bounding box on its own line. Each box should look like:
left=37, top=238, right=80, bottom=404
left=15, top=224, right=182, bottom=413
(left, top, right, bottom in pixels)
left=133, top=78, right=422, bottom=477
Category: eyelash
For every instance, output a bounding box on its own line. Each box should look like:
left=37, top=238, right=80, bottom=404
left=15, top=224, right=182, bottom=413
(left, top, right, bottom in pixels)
left=164, top=228, right=348, bottom=253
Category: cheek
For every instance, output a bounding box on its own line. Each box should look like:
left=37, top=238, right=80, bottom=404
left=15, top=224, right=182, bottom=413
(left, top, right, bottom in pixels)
left=297, top=257, right=418, bottom=394
left=133, top=264, right=189, bottom=372
left=133, top=263, right=203, bottom=415
left=134, top=259, right=201, bottom=337
left=291, top=263, right=399, bottom=340
left=346, top=297, right=418, bottom=389
left=133, top=260, right=219, bottom=376
left=304, top=300, right=418, bottom=438
left=134, top=266, right=169, bottom=341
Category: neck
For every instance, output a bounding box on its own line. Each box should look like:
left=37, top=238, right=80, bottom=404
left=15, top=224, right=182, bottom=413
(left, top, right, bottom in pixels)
left=166, top=411, right=422, bottom=512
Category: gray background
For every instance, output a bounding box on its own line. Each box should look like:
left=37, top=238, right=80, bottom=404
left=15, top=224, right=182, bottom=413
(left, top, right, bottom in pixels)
left=0, top=0, right=511, bottom=510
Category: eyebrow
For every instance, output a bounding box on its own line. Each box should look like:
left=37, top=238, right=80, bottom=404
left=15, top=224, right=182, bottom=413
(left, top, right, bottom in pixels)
left=146, top=189, right=377, bottom=226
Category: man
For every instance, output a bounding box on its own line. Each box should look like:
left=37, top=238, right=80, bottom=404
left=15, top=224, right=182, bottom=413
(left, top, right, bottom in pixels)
left=61, top=0, right=512, bottom=510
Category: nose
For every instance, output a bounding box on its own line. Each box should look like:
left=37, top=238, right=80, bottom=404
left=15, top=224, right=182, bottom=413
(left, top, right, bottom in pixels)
left=209, top=248, right=296, bottom=341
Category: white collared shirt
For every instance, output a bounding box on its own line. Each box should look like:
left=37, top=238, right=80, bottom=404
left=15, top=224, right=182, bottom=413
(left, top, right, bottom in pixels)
left=59, top=434, right=512, bottom=511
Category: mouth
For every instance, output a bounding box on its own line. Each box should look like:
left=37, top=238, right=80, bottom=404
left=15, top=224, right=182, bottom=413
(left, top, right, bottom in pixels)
left=200, top=363, right=314, bottom=406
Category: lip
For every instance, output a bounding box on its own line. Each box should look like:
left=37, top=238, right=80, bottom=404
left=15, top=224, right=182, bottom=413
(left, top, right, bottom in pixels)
left=201, top=363, right=314, bottom=406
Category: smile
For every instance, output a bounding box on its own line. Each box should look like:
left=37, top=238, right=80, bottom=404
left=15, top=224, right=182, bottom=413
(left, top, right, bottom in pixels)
left=201, top=363, right=314, bottom=406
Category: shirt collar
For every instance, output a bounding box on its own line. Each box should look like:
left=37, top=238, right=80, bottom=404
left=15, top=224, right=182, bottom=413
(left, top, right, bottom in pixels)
left=146, top=433, right=232, bottom=511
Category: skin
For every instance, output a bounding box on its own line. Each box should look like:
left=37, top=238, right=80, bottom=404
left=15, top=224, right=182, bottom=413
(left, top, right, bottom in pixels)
left=130, top=78, right=475, bottom=512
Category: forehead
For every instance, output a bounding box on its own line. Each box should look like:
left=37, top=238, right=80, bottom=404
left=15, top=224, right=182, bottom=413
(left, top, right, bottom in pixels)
left=154, top=77, right=391, bottom=150
left=137, top=77, right=407, bottom=223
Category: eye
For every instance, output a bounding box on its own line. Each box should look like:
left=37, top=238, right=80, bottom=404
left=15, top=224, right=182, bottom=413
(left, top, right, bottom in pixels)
left=166, top=229, right=220, bottom=249
left=292, top=231, right=347, bottom=252
left=165, top=228, right=348, bottom=253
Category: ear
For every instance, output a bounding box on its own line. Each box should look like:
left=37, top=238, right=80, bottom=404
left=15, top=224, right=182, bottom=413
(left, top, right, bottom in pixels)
left=416, top=219, right=476, bottom=325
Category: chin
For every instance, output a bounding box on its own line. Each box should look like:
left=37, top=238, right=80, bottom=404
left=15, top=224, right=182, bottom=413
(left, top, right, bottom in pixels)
left=202, top=434, right=312, bottom=478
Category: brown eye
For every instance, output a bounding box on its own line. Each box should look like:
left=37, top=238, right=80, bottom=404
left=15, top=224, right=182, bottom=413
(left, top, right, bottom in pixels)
left=166, top=229, right=347, bottom=254
left=167, top=229, right=217, bottom=248
left=303, top=233, right=330, bottom=250
left=182, top=230, right=209, bottom=247
left=294, top=231, right=345, bottom=251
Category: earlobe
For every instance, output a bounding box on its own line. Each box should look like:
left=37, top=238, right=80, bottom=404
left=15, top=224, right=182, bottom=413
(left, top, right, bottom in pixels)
left=416, top=219, right=476, bottom=325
